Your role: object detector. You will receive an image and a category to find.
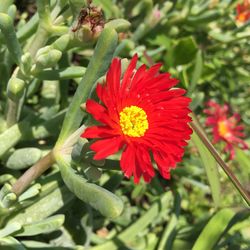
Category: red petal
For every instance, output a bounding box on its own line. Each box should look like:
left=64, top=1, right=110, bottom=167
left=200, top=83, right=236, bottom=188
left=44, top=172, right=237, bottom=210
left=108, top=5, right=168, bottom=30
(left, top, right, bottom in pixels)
left=120, top=145, right=135, bottom=178
left=86, top=99, right=114, bottom=126
left=91, top=137, right=124, bottom=160
left=120, top=144, right=155, bottom=184
left=81, top=126, right=117, bottom=138
left=136, top=146, right=155, bottom=182
left=153, top=151, right=172, bottom=179
left=106, top=58, right=121, bottom=96
left=150, top=89, right=187, bottom=103
left=120, top=54, right=138, bottom=94
left=131, top=64, right=147, bottom=87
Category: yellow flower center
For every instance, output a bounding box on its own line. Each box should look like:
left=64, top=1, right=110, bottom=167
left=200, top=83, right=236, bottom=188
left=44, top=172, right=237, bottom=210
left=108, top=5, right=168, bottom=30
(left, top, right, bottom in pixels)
left=218, top=120, right=230, bottom=138
left=119, top=105, right=149, bottom=137
left=238, top=13, right=247, bottom=22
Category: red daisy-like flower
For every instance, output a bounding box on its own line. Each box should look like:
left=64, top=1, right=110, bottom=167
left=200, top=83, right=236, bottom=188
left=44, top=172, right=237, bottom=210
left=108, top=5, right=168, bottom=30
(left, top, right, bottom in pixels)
left=204, top=100, right=248, bottom=160
left=236, top=0, right=250, bottom=24
left=81, top=54, right=192, bottom=183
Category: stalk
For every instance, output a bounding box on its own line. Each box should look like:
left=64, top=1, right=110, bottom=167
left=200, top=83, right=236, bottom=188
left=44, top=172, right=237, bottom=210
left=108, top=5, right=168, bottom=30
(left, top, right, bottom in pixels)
left=11, top=151, right=55, bottom=196
left=28, top=26, right=50, bottom=57
left=190, top=114, right=250, bottom=207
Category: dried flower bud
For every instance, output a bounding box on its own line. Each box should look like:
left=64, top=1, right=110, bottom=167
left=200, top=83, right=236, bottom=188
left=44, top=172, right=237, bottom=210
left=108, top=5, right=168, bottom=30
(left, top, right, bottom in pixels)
left=70, top=2, right=105, bottom=42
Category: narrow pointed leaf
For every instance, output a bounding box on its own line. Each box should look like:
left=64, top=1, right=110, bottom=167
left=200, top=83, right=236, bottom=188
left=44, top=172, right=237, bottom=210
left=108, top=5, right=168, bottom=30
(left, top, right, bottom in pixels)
left=192, top=208, right=235, bottom=250
left=192, top=131, right=221, bottom=207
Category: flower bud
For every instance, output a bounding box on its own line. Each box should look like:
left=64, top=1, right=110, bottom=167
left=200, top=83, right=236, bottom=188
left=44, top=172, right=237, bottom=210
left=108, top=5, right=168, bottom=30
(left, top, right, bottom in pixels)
left=71, top=24, right=102, bottom=43
left=35, top=48, right=62, bottom=69
left=7, top=77, right=25, bottom=101
left=70, top=3, right=105, bottom=43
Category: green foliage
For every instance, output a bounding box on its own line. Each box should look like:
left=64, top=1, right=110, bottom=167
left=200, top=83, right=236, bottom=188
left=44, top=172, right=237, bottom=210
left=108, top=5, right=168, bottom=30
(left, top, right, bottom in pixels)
left=169, top=36, right=198, bottom=66
left=194, top=209, right=234, bottom=249
left=0, top=0, right=249, bottom=249
left=6, top=148, right=42, bottom=170
left=192, top=131, right=221, bottom=207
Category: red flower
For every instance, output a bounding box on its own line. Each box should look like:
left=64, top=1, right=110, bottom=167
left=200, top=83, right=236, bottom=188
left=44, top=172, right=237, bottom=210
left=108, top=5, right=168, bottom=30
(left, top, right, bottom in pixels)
left=81, top=54, right=192, bottom=183
left=236, top=0, right=250, bottom=23
left=204, top=100, right=248, bottom=159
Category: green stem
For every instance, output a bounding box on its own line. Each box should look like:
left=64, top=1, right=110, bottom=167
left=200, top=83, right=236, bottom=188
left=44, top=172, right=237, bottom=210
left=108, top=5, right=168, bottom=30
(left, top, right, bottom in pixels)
left=190, top=114, right=250, bottom=207
left=28, top=26, right=50, bottom=57
left=56, top=28, right=118, bottom=146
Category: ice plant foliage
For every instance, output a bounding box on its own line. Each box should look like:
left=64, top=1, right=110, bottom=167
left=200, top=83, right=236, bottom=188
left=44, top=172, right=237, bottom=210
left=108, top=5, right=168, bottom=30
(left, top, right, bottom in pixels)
left=236, top=0, right=250, bottom=23
left=205, top=100, right=248, bottom=159
left=81, top=54, right=192, bottom=183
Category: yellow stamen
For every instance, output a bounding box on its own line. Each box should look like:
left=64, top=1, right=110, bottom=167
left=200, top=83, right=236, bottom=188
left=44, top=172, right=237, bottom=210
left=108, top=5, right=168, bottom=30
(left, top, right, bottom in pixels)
left=119, top=105, right=148, bottom=137
left=218, top=120, right=230, bottom=138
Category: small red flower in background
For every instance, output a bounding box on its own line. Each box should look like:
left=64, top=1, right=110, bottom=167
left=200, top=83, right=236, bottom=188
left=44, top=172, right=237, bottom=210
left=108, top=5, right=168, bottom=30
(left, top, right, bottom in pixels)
left=236, top=0, right=250, bottom=24
left=81, top=54, right=192, bottom=183
left=204, top=100, right=248, bottom=159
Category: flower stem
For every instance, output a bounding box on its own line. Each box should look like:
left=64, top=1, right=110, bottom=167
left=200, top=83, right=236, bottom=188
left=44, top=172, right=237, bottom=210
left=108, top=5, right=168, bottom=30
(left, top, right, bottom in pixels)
left=11, top=151, right=55, bottom=196
left=190, top=114, right=250, bottom=207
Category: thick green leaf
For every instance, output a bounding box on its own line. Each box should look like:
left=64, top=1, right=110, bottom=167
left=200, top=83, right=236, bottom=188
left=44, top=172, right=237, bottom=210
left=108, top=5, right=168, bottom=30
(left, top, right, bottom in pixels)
left=6, top=148, right=42, bottom=170
left=192, top=208, right=235, bottom=250
left=0, top=174, right=13, bottom=185
left=0, top=222, right=21, bottom=238
left=7, top=185, right=73, bottom=225
left=21, top=240, right=75, bottom=249
left=56, top=28, right=118, bottom=146
left=105, top=19, right=131, bottom=33
left=18, top=184, right=41, bottom=202
left=0, top=13, right=23, bottom=64
left=0, top=236, right=26, bottom=250
left=57, top=155, right=124, bottom=219
left=0, top=120, right=29, bottom=158
left=15, top=215, right=65, bottom=236
left=35, top=66, right=86, bottom=80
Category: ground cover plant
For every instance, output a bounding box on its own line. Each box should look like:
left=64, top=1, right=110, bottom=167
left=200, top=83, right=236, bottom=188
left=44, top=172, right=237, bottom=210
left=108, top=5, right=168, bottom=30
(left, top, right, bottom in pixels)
left=0, top=0, right=249, bottom=249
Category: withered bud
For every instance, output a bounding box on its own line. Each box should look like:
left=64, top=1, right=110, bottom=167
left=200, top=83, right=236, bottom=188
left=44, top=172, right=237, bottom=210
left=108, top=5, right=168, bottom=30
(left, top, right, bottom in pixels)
left=71, top=2, right=105, bottom=41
